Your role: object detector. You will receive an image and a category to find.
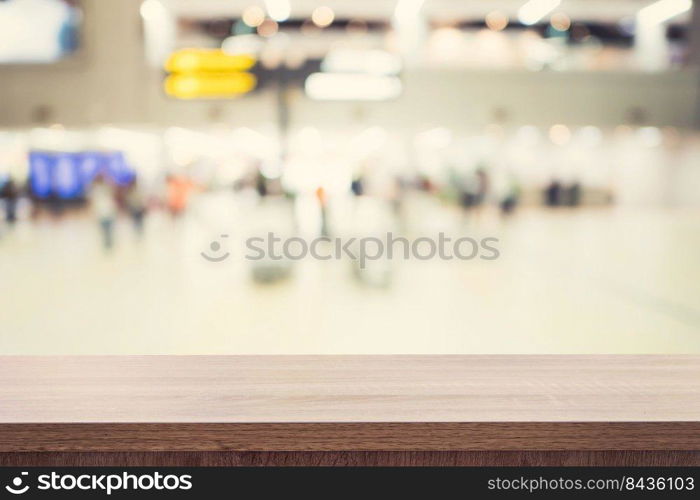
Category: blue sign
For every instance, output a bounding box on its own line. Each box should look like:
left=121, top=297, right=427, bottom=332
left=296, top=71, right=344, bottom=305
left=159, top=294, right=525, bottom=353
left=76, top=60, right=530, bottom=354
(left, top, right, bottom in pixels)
left=29, top=151, right=136, bottom=199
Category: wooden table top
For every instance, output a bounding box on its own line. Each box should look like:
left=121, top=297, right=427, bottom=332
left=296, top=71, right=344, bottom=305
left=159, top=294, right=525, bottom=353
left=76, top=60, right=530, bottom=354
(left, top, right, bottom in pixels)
left=1, top=355, right=699, bottom=452
left=2, top=355, right=699, bottom=423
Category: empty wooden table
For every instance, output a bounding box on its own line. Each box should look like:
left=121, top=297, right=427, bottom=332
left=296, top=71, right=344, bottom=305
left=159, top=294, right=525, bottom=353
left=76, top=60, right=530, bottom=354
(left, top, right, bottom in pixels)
left=1, top=356, right=699, bottom=466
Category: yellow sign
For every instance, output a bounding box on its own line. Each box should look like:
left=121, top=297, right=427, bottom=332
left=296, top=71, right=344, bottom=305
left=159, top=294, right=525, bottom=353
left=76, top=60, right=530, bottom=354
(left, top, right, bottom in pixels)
left=163, top=48, right=257, bottom=99
left=165, top=49, right=255, bottom=74
left=164, top=73, right=257, bottom=99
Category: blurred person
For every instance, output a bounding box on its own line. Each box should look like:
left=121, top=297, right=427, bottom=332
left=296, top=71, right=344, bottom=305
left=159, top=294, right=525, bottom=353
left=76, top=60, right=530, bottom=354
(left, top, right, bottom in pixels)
left=388, top=176, right=405, bottom=218
left=393, top=175, right=411, bottom=231
left=563, top=181, right=582, bottom=207
left=125, top=177, right=147, bottom=236
left=47, top=194, right=65, bottom=217
left=473, top=168, right=490, bottom=223
left=419, top=174, right=437, bottom=193
left=544, top=179, right=562, bottom=207
left=315, top=186, right=329, bottom=237
left=474, top=168, right=489, bottom=206
left=459, top=168, right=490, bottom=221
left=90, top=174, right=117, bottom=251
left=255, top=169, right=268, bottom=198
left=351, top=175, right=365, bottom=197
left=500, top=175, right=521, bottom=216
left=459, top=170, right=477, bottom=209
left=0, top=178, right=20, bottom=225
left=166, top=174, right=196, bottom=216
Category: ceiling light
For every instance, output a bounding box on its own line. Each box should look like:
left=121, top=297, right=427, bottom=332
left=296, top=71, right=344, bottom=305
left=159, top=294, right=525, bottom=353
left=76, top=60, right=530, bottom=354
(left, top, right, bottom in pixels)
left=305, top=73, right=402, bottom=101
left=485, top=11, right=509, bottom=31
left=311, top=6, right=335, bottom=28
left=638, top=0, right=691, bottom=25
left=550, top=12, right=571, bottom=31
left=264, top=0, right=290, bottom=22
left=242, top=6, right=265, bottom=27
left=518, top=0, right=561, bottom=26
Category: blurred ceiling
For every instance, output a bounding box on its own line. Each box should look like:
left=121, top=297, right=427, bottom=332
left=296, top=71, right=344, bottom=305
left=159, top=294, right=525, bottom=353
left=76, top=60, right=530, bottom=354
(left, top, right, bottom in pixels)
left=158, top=0, right=692, bottom=23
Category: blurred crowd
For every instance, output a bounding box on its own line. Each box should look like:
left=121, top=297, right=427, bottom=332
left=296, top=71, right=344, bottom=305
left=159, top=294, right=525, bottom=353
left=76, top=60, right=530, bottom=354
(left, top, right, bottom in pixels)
left=0, top=153, right=600, bottom=254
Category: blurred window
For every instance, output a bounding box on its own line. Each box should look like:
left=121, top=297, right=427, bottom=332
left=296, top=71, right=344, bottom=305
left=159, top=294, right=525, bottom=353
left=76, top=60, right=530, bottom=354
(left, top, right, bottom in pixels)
left=0, top=0, right=80, bottom=64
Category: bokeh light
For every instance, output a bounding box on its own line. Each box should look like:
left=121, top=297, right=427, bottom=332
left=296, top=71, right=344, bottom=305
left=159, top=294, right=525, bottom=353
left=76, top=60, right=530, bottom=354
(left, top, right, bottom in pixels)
left=485, top=11, right=509, bottom=32
left=242, top=6, right=265, bottom=28
left=311, top=6, right=335, bottom=28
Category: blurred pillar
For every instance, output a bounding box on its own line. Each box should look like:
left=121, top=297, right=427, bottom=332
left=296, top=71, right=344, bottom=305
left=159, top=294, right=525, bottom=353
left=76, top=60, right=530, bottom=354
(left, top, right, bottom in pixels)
left=690, top=0, right=700, bottom=66
left=0, top=0, right=148, bottom=126
left=634, top=15, right=671, bottom=71
left=690, top=0, right=700, bottom=127
left=392, top=0, right=427, bottom=68
left=276, top=68, right=291, bottom=162
left=81, top=0, right=148, bottom=123
left=141, top=0, right=177, bottom=68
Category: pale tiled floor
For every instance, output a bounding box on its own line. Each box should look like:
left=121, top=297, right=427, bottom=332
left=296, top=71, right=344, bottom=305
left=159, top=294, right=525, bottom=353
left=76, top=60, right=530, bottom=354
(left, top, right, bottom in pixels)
left=1, top=193, right=699, bottom=354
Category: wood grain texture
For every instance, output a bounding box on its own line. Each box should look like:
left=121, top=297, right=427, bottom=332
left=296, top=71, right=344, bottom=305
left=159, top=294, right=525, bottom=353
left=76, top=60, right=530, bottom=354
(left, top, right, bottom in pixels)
left=2, top=451, right=700, bottom=467
left=2, top=356, right=699, bottom=423
left=1, top=356, right=698, bottom=464
left=1, top=423, right=699, bottom=452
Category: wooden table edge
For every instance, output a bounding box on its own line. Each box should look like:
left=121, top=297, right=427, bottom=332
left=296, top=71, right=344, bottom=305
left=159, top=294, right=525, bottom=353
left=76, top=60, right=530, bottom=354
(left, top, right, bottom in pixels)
left=1, top=422, right=699, bottom=452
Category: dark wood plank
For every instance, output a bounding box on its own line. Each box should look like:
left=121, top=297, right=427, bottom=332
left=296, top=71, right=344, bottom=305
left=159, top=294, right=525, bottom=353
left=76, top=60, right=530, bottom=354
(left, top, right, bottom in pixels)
left=2, top=451, right=699, bottom=467
left=1, top=423, right=699, bottom=452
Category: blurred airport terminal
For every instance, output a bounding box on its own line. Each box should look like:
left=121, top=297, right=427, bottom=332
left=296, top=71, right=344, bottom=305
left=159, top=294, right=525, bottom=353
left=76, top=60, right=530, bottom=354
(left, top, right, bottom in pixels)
left=1, top=0, right=700, bottom=353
